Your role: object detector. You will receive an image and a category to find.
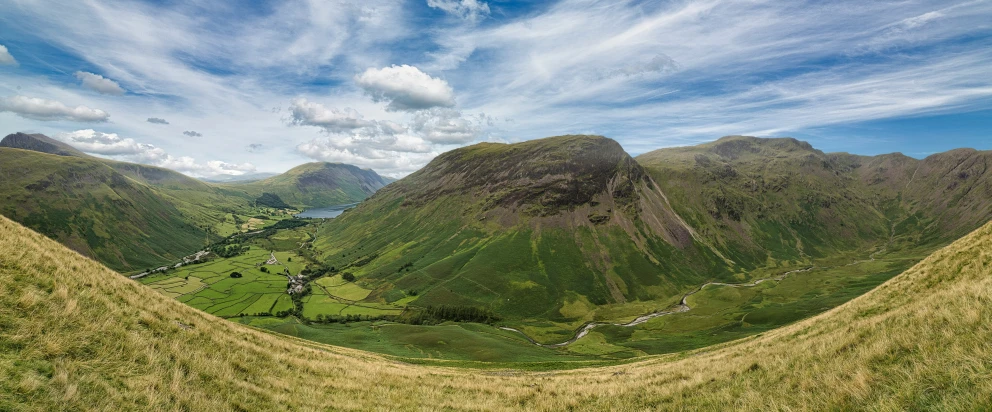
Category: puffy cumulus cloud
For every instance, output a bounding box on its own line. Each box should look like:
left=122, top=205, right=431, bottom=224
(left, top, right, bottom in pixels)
left=57, top=129, right=156, bottom=156
left=56, top=129, right=255, bottom=177
left=427, top=0, right=490, bottom=22
left=183, top=130, right=202, bottom=137
left=411, top=108, right=480, bottom=144
left=146, top=117, right=169, bottom=124
left=355, top=65, right=455, bottom=112
left=289, top=98, right=373, bottom=132
left=74, top=71, right=125, bottom=95
left=297, top=137, right=437, bottom=177
left=0, top=44, right=16, bottom=66
left=0, top=95, right=109, bottom=122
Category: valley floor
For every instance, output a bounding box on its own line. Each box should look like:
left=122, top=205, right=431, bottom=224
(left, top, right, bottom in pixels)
left=2, top=215, right=991, bottom=410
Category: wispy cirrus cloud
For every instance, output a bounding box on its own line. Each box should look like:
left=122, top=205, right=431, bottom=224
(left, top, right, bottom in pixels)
left=0, top=0, right=990, bottom=177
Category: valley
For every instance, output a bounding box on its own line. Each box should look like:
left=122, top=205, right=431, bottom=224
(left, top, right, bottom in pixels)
left=40, top=133, right=977, bottom=366
left=2, top=132, right=989, bottom=366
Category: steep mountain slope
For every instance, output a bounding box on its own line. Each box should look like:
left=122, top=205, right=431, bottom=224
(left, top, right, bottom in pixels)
left=636, top=135, right=992, bottom=267
left=2, top=215, right=991, bottom=410
left=0, top=148, right=210, bottom=272
left=313, top=135, right=733, bottom=325
left=226, top=162, right=390, bottom=208
left=0, top=132, right=392, bottom=271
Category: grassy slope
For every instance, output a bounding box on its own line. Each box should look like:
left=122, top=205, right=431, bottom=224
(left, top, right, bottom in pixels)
left=312, top=136, right=732, bottom=334
left=0, top=132, right=392, bottom=271
left=0, top=148, right=210, bottom=272
left=637, top=136, right=992, bottom=267
left=2, top=215, right=992, bottom=409
left=225, top=162, right=389, bottom=208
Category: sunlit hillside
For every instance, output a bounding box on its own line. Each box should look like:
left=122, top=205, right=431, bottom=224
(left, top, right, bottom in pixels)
left=2, top=214, right=990, bottom=410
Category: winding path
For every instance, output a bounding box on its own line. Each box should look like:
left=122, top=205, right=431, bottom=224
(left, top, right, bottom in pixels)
left=501, top=220, right=902, bottom=348
left=499, top=266, right=814, bottom=348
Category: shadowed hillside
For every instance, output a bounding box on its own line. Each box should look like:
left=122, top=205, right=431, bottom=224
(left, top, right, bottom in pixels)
left=637, top=135, right=992, bottom=266
left=0, top=132, right=392, bottom=271
left=312, top=136, right=748, bottom=331
left=1, top=214, right=991, bottom=409
left=225, top=162, right=390, bottom=209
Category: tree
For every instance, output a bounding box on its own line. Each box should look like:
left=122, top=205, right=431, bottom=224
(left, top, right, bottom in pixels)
left=342, top=272, right=356, bottom=282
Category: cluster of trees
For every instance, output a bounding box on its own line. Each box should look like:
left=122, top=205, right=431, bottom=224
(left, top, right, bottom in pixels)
left=400, top=305, right=500, bottom=325
left=312, top=313, right=388, bottom=324
left=209, top=243, right=249, bottom=258
left=255, top=193, right=291, bottom=209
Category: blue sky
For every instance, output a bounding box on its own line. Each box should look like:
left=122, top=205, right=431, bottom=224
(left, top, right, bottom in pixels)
left=0, top=0, right=990, bottom=177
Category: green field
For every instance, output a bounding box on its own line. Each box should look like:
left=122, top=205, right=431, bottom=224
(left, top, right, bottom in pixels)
left=141, top=247, right=292, bottom=317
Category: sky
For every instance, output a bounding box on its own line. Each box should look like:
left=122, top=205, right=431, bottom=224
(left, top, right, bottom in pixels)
left=0, top=0, right=990, bottom=178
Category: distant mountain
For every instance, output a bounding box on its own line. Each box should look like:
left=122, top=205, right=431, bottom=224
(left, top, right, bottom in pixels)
left=224, top=162, right=390, bottom=209
left=1, top=132, right=88, bottom=157
left=637, top=135, right=992, bottom=264
left=200, top=172, right=278, bottom=183
left=311, top=134, right=992, bottom=334
left=0, top=132, right=391, bottom=271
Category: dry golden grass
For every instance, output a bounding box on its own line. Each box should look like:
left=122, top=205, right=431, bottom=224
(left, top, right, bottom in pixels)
left=1, top=214, right=991, bottom=410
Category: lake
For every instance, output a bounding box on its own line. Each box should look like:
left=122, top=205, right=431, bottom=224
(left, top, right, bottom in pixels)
left=294, top=203, right=358, bottom=219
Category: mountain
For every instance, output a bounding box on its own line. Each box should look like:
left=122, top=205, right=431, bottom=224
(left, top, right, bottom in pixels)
left=0, top=132, right=89, bottom=157
left=312, top=135, right=733, bottom=324
left=0, top=132, right=391, bottom=271
left=200, top=172, right=278, bottom=183
left=636, top=135, right=992, bottom=265
left=0, top=147, right=212, bottom=272
left=2, top=213, right=991, bottom=409
left=224, top=162, right=391, bottom=209
left=310, top=135, right=992, bottom=336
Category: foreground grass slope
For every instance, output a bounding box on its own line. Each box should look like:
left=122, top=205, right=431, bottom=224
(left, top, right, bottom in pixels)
left=2, top=206, right=992, bottom=409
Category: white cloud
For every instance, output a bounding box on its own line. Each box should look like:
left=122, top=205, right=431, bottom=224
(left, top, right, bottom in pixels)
left=74, top=71, right=125, bottom=95
left=427, top=0, right=490, bottom=22
left=0, top=95, right=109, bottom=122
left=0, top=44, right=16, bottom=66
left=297, top=137, right=437, bottom=177
left=411, top=108, right=480, bottom=144
left=289, top=97, right=374, bottom=132
left=355, top=65, right=455, bottom=112
left=56, top=129, right=255, bottom=177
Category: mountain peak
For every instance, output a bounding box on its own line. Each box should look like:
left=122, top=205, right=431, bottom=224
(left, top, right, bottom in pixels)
left=391, top=135, right=643, bottom=216
left=0, top=132, right=88, bottom=157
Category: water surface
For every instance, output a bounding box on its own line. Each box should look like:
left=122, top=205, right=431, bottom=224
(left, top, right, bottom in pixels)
left=294, top=203, right=358, bottom=219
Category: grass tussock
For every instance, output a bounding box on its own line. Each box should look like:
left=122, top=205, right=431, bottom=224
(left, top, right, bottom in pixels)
left=1, top=214, right=991, bottom=410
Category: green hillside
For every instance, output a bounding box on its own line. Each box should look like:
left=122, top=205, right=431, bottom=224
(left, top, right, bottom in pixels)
left=224, top=162, right=390, bottom=209
left=311, top=135, right=738, bottom=342
left=636, top=135, right=992, bottom=265
left=305, top=135, right=992, bottom=345
left=2, top=214, right=991, bottom=409
left=0, top=148, right=210, bottom=272
left=0, top=132, right=391, bottom=272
